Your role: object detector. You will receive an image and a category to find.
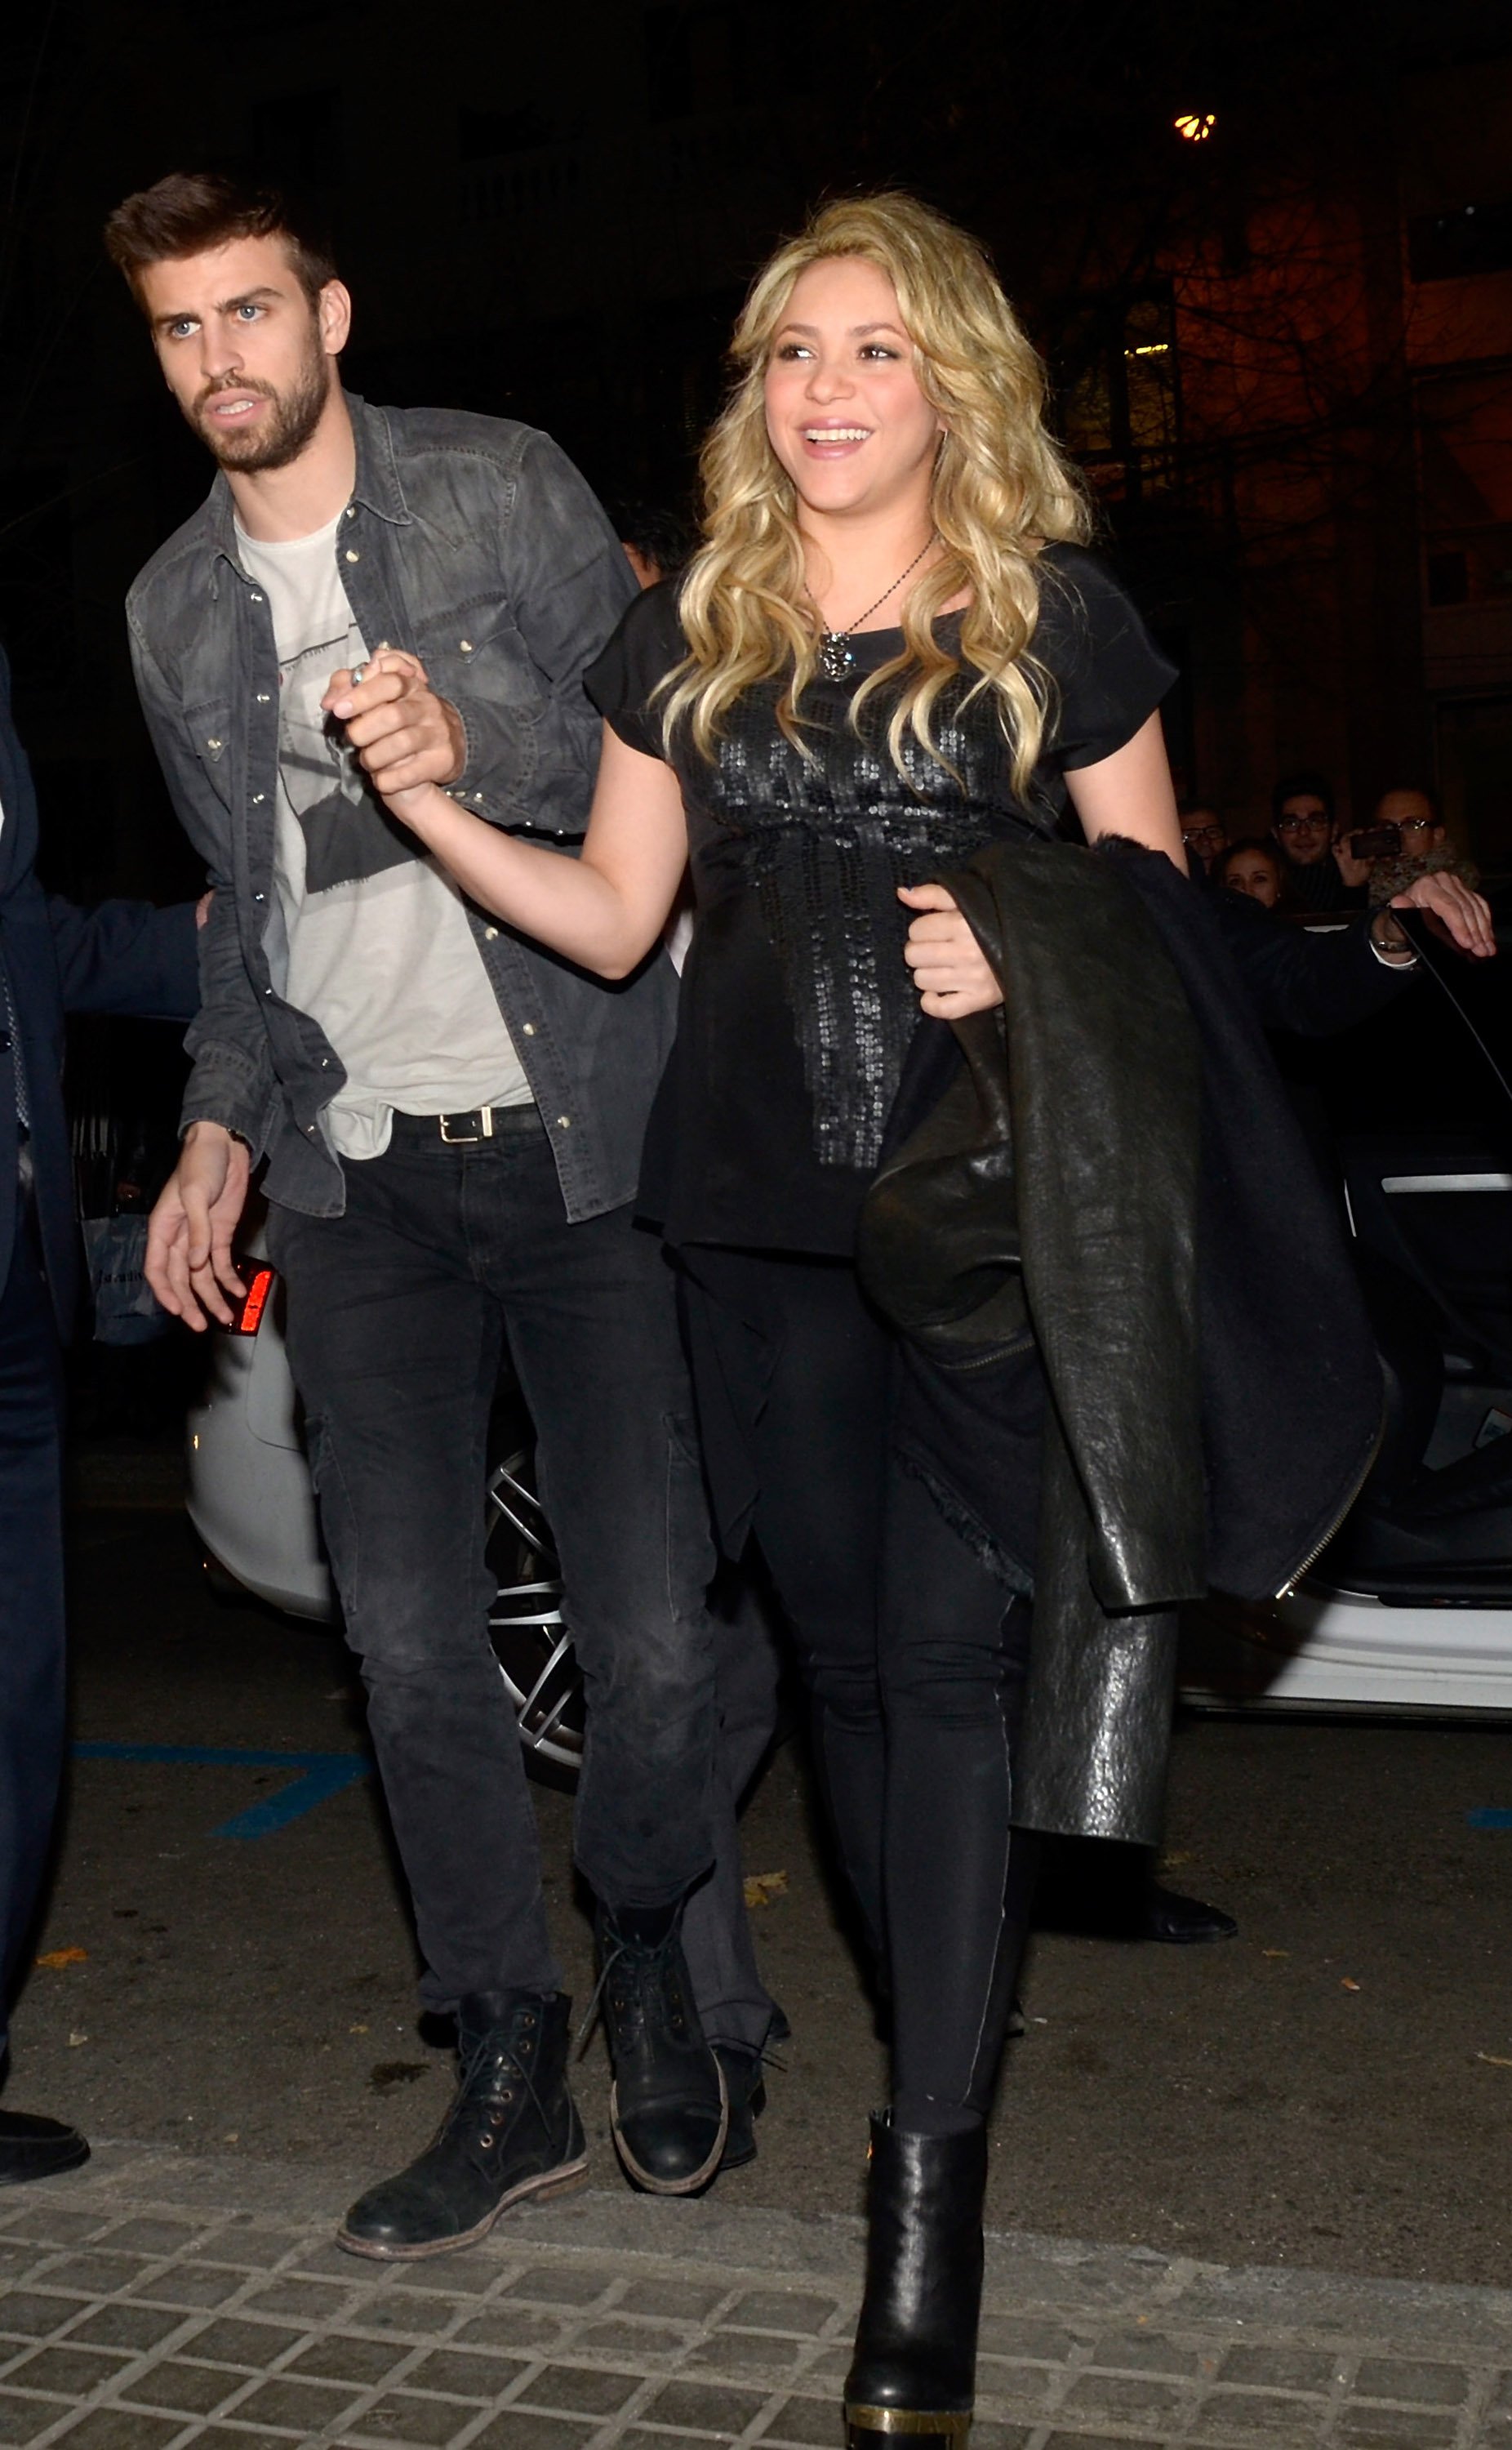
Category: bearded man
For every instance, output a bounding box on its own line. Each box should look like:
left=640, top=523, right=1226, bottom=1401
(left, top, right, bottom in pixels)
left=106, top=172, right=776, bottom=2254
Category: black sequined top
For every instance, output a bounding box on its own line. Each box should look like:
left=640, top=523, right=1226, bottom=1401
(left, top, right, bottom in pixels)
left=585, top=541, right=1176, bottom=1255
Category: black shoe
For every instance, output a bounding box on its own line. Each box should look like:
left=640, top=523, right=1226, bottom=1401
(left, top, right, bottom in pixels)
left=843, top=2114, right=985, bottom=2447
left=0, top=2112, right=89, bottom=2186
left=714, top=2044, right=767, bottom=2171
left=337, top=1991, right=587, bottom=2260
left=596, top=1907, right=727, bottom=2195
left=1141, top=1884, right=1238, bottom=1944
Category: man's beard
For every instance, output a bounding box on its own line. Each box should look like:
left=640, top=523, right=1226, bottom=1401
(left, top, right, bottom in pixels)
left=192, top=335, right=333, bottom=474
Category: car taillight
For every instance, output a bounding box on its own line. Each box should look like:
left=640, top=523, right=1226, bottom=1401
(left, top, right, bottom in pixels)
left=230, top=1266, right=275, bottom=1336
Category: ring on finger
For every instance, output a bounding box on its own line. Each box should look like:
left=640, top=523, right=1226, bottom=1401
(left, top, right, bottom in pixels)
left=349, top=662, right=368, bottom=687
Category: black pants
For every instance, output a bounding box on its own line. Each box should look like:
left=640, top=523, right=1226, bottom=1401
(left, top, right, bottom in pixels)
left=0, top=1191, right=67, bottom=2062
left=268, top=1114, right=758, bottom=2023
left=680, top=1247, right=1038, bottom=2131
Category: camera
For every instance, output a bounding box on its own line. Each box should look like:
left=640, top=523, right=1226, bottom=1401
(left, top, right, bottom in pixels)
left=1347, top=823, right=1402, bottom=861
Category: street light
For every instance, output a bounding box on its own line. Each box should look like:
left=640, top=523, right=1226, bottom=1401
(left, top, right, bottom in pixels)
left=1173, top=111, right=1216, bottom=142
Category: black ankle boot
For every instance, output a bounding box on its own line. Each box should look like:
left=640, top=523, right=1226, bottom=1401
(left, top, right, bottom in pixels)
left=843, top=2114, right=986, bottom=2445
left=596, top=1905, right=727, bottom=2194
left=337, top=1991, right=587, bottom=2259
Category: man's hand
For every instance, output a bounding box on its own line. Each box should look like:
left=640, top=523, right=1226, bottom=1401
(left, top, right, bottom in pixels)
left=899, top=881, right=1003, bottom=1018
left=322, top=648, right=465, bottom=800
left=1332, top=835, right=1375, bottom=892
left=1387, top=869, right=1497, bottom=960
left=145, top=1121, right=252, bottom=1332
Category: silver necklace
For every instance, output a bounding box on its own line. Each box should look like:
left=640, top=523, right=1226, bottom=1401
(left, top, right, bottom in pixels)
left=814, top=535, right=938, bottom=681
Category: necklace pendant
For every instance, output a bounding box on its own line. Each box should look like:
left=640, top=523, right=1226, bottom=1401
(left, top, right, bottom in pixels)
left=818, top=630, right=854, bottom=682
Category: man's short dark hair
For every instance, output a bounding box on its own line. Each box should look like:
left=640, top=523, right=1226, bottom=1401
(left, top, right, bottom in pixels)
left=608, top=500, right=696, bottom=579
left=1271, top=769, right=1335, bottom=824
left=104, top=172, right=337, bottom=310
left=1376, top=782, right=1440, bottom=821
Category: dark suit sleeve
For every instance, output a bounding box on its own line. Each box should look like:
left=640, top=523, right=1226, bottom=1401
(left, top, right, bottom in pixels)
left=1212, top=892, right=1414, bottom=1036
left=46, top=895, right=200, bottom=1022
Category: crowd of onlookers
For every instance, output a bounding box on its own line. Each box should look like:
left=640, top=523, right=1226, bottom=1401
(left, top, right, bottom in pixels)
left=1180, top=773, right=1479, bottom=918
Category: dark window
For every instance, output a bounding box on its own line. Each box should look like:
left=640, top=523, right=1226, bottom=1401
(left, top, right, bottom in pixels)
left=1122, top=296, right=1179, bottom=472
left=1408, top=201, right=1512, bottom=284
left=1057, top=294, right=1180, bottom=497
left=1427, top=550, right=1470, bottom=606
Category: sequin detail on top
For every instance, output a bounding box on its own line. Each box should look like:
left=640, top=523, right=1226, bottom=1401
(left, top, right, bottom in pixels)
left=681, top=673, right=1047, bottom=1173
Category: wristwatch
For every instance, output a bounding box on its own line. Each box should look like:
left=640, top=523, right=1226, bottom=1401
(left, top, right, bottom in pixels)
left=1367, top=911, right=1419, bottom=969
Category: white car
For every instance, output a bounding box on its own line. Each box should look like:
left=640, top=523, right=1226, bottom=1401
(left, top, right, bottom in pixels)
left=187, top=905, right=1512, bottom=1739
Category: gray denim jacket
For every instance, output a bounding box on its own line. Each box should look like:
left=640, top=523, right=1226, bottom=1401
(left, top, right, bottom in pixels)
left=127, top=394, right=674, bottom=1223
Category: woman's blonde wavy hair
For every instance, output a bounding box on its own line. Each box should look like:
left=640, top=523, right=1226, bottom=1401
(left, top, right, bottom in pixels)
left=660, top=190, right=1092, bottom=793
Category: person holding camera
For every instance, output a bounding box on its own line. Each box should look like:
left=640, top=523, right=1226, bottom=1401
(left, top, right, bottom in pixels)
left=1365, top=786, right=1479, bottom=910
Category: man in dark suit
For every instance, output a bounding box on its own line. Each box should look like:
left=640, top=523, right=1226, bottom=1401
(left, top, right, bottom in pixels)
left=0, top=645, right=200, bottom=2182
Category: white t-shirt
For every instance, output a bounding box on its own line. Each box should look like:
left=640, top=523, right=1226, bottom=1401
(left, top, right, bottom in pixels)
left=236, top=513, right=530, bottom=1160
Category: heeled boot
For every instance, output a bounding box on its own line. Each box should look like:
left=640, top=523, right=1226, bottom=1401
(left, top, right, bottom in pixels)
left=843, top=2114, right=987, bottom=2445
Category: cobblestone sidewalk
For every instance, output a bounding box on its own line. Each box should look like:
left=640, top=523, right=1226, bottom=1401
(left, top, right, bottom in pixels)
left=1, top=2143, right=1511, bottom=2450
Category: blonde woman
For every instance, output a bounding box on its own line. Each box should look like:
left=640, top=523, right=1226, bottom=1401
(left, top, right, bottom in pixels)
left=333, top=194, right=1185, bottom=2445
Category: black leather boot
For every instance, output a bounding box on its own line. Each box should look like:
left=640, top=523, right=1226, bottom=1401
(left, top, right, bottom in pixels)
left=337, top=1990, right=586, bottom=2260
left=597, top=1905, right=727, bottom=2194
left=843, top=2114, right=986, bottom=2445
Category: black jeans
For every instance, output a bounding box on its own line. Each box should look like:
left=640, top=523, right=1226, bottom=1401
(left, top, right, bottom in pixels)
left=268, top=1114, right=725, bottom=2016
left=680, top=1247, right=1037, bottom=2131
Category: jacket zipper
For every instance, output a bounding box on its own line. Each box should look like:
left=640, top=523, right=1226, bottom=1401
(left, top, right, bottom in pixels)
left=1273, top=1404, right=1386, bottom=1601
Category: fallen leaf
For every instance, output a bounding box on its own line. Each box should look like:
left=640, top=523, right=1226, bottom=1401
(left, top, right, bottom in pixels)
left=369, top=2060, right=428, bottom=2093
left=1261, top=1949, right=1290, bottom=1960
left=1341, top=1978, right=1361, bottom=1992
left=1476, top=2052, right=1512, bottom=2068
left=67, top=2032, right=88, bottom=2047
left=349, top=2024, right=368, bottom=2035
left=36, top=1947, right=87, bottom=1969
left=1158, top=1851, right=1194, bottom=1871
left=743, top=1870, right=789, bottom=1909
left=223, top=2132, right=239, bottom=2143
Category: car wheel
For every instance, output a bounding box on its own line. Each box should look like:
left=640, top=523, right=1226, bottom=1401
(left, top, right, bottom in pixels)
left=485, top=1448, right=584, bottom=1791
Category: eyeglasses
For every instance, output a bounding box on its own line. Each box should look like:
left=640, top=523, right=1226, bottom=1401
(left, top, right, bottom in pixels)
left=1396, top=817, right=1437, bottom=836
left=1276, top=812, right=1330, bottom=833
left=1182, top=822, right=1225, bottom=844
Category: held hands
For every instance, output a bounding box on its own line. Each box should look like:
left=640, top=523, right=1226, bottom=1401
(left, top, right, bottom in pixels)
left=898, top=881, right=1002, bottom=1017
left=322, top=648, right=465, bottom=809
left=1385, top=870, right=1497, bottom=959
left=144, top=1121, right=252, bottom=1333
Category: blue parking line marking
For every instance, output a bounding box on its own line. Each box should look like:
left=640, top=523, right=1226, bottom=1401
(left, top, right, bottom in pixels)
left=1467, top=1808, right=1512, bottom=1830
left=72, top=1743, right=371, bottom=1839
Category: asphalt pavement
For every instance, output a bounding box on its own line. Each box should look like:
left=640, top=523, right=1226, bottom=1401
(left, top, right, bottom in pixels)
left=11, top=1472, right=1512, bottom=2318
